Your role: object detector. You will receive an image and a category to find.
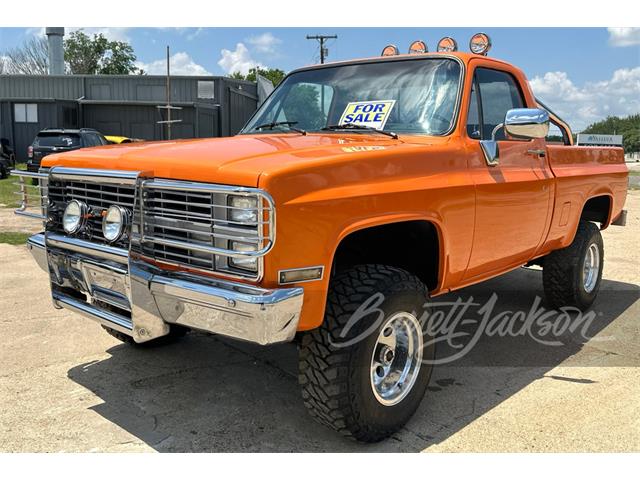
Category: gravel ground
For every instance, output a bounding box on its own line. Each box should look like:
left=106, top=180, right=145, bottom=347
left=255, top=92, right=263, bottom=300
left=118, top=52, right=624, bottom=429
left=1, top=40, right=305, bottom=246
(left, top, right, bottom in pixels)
left=0, top=192, right=638, bottom=452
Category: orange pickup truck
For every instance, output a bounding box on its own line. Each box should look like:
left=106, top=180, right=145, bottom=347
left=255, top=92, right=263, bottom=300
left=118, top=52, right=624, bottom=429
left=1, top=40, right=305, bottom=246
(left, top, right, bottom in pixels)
left=14, top=35, right=628, bottom=442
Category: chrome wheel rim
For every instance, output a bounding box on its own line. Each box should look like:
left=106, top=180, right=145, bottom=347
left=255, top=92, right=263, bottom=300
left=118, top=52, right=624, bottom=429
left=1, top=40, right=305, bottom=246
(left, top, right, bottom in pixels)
left=370, top=312, right=423, bottom=406
left=582, top=243, right=600, bottom=293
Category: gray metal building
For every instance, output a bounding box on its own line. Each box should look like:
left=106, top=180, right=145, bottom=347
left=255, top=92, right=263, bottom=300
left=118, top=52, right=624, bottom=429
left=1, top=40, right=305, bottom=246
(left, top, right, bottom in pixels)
left=0, top=74, right=258, bottom=160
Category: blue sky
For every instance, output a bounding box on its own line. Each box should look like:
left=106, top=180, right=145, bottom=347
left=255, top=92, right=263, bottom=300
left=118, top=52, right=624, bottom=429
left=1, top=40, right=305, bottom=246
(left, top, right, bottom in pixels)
left=1, top=27, right=639, bottom=130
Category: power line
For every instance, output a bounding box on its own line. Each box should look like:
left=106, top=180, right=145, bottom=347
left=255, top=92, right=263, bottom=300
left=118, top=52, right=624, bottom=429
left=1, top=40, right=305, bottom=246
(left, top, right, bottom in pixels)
left=306, top=34, right=338, bottom=64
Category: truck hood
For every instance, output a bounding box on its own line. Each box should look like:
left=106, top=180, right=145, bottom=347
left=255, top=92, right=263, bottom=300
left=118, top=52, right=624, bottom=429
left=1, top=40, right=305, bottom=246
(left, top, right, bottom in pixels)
left=42, top=133, right=445, bottom=187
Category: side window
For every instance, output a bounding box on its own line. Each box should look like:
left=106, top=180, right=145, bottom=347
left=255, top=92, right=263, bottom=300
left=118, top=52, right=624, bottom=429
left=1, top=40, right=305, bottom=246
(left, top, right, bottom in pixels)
left=466, top=81, right=481, bottom=139
left=475, top=68, right=525, bottom=141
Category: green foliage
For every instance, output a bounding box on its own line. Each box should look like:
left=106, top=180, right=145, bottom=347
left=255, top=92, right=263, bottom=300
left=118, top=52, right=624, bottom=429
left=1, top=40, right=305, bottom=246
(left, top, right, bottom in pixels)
left=281, top=84, right=326, bottom=130
left=231, top=68, right=286, bottom=86
left=0, top=168, right=24, bottom=208
left=0, top=232, right=31, bottom=245
left=582, top=114, right=640, bottom=153
left=64, top=30, right=141, bottom=75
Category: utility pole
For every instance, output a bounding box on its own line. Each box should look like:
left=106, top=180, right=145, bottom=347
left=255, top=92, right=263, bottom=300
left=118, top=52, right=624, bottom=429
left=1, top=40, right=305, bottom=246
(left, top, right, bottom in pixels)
left=306, top=34, right=337, bottom=64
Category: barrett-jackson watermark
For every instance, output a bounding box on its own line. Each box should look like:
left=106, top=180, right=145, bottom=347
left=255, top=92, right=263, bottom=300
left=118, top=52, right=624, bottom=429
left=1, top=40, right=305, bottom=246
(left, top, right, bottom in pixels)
left=329, top=292, right=598, bottom=365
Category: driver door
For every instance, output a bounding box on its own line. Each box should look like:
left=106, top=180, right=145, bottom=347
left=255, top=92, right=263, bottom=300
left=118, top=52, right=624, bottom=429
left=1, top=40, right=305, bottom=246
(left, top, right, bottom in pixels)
left=463, top=66, right=553, bottom=280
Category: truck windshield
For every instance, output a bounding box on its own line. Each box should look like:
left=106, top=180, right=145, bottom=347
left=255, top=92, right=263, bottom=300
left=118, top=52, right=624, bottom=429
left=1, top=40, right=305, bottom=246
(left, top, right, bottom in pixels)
left=242, top=58, right=461, bottom=136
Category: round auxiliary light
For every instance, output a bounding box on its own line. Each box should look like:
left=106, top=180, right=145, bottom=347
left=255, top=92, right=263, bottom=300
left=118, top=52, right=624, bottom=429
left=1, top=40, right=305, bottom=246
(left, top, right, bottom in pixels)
left=469, top=32, right=492, bottom=56
left=62, top=200, right=88, bottom=234
left=102, top=205, right=129, bottom=243
left=408, top=40, right=428, bottom=54
left=381, top=44, right=399, bottom=56
left=437, top=36, right=458, bottom=53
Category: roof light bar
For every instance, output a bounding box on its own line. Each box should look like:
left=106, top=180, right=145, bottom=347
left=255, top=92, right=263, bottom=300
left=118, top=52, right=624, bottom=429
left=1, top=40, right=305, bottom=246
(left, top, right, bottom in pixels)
left=437, top=37, right=458, bottom=53
left=469, top=32, right=492, bottom=56
left=408, top=40, right=428, bottom=54
left=381, top=44, right=399, bottom=56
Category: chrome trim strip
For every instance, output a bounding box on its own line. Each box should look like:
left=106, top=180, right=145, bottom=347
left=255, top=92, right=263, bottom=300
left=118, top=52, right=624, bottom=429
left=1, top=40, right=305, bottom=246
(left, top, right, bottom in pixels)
left=26, top=233, right=48, bottom=272
left=10, top=169, right=48, bottom=179
left=144, top=236, right=269, bottom=258
left=49, top=167, right=141, bottom=185
left=151, top=275, right=303, bottom=306
left=46, top=233, right=128, bottom=264
left=52, top=292, right=133, bottom=334
left=11, top=169, right=47, bottom=220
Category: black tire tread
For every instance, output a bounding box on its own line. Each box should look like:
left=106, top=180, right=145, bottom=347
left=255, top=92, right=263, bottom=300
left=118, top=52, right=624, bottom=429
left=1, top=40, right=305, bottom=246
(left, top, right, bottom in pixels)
left=298, top=264, right=427, bottom=442
left=543, top=220, right=602, bottom=309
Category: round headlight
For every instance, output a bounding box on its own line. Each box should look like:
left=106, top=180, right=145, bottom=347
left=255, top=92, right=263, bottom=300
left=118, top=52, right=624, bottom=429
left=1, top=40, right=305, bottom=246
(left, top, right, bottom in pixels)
left=469, top=32, right=492, bottom=56
left=437, top=36, right=458, bottom=53
left=408, top=40, right=428, bottom=54
left=381, top=44, right=399, bottom=56
left=102, top=205, right=128, bottom=243
left=62, top=200, right=87, bottom=234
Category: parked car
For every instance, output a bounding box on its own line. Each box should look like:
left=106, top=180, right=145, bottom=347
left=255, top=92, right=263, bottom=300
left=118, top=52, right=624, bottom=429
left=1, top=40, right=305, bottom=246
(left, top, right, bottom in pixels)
left=26, top=128, right=108, bottom=173
left=14, top=35, right=629, bottom=442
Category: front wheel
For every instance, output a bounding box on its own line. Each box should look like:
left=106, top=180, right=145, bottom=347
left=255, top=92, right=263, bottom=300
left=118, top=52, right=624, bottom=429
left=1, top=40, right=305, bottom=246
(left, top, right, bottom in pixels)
left=543, top=220, right=604, bottom=310
left=298, top=265, right=434, bottom=442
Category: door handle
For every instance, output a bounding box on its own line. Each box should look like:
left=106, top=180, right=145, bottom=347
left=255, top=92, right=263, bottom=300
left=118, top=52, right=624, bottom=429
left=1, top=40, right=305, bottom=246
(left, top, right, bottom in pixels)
left=527, top=149, right=546, bottom=157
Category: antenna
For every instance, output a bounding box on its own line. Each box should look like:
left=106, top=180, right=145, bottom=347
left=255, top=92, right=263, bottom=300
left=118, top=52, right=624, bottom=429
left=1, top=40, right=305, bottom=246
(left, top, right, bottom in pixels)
left=156, top=45, right=182, bottom=140
left=306, top=34, right=338, bottom=64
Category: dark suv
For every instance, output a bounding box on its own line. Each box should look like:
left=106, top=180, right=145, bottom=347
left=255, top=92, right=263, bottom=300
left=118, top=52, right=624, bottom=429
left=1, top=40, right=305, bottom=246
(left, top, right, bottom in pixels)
left=27, top=128, right=108, bottom=173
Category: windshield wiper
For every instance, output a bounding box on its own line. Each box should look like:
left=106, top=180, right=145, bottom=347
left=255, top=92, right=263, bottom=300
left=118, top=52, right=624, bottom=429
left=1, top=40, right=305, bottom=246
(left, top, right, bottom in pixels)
left=252, top=121, right=307, bottom=135
left=321, top=123, right=398, bottom=139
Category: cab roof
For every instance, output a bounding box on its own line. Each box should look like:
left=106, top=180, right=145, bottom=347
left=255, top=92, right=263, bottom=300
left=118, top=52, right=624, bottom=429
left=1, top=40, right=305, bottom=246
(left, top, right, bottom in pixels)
left=289, top=51, right=515, bottom=75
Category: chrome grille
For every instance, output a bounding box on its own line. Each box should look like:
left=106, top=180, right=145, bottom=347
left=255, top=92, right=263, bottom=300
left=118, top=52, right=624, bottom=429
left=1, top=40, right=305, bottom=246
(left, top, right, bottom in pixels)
left=140, top=179, right=274, bottom=279
left=47, top=179, right=136, bottom=247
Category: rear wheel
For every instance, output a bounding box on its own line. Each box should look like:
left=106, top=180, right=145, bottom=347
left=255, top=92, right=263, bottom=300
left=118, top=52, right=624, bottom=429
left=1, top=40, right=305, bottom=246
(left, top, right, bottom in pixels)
left=543, top=220, right=604, bottom=310
left=299, top=264, right=434, bottom=442
left=102, top=324, right=189, bottom=347
left=0, top=162, right=7, bottom=179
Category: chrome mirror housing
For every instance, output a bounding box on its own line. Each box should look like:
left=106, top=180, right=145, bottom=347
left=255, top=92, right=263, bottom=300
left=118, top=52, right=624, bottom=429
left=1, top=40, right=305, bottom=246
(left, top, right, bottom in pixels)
left=504, top=108, right=550, bottom=139
left=480, top=108, right=550, bottom=167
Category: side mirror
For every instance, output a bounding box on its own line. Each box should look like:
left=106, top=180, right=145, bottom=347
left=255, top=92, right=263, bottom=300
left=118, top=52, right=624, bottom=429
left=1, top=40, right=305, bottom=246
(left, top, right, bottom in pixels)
left=504, top=108, right=550, bottom=139
left=480, top=108, right=550, bottom=167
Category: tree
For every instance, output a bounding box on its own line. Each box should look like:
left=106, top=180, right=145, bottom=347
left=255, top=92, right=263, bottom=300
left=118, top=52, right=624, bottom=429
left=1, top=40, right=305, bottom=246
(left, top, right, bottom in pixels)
left=2, top=36, right=49, bottom=74
left=231, top=67, right=286, bottom=86
left=583, top=114, right=640, bottom=153
left=64, top=30, right=141, bottom=75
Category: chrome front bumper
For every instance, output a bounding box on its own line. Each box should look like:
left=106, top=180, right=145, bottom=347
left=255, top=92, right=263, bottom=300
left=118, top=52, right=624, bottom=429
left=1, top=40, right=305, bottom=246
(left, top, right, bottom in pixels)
left=27, top=233, right=303, bottom=345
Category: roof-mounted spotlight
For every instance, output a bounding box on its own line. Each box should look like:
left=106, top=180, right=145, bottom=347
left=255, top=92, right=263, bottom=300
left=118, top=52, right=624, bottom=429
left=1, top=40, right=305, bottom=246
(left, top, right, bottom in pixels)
left=381, top=44, right=399, bottom=56
left=469, top=32, right=492, bottom=56
left=437, top=37, right=458, bottom=53
left=408, top=40, right=428, bottom=54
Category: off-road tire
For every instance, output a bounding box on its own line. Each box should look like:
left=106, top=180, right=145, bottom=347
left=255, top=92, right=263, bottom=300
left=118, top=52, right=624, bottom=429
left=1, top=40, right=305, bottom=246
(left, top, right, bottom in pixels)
left=102, top=324, right=189, bottom=347
left=543, top=220, right=604, bottom=310
left=0, top=162, right=7, bottom=179
left=298, top=264, right=435, bottom=442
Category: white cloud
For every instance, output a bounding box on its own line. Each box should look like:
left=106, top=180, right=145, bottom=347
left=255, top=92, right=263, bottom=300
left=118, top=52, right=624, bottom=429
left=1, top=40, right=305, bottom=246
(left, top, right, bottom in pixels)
left=607, top=27, right=640, bottom=47
left=136, top=52, right=211, bottom=76
left=187, top=28, right=205, bottom=41
left=529, top=67, right=640, bottom=131
left=246, top=32, right=281, bottom=54
left=217, top=43, right=264, bottom=75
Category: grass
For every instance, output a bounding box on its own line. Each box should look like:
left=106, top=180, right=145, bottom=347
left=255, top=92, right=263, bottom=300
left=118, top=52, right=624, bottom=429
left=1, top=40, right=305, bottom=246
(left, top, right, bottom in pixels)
left=0, top=164, right=27, bottom=208
left=0, top=232, right=30, bottom=245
